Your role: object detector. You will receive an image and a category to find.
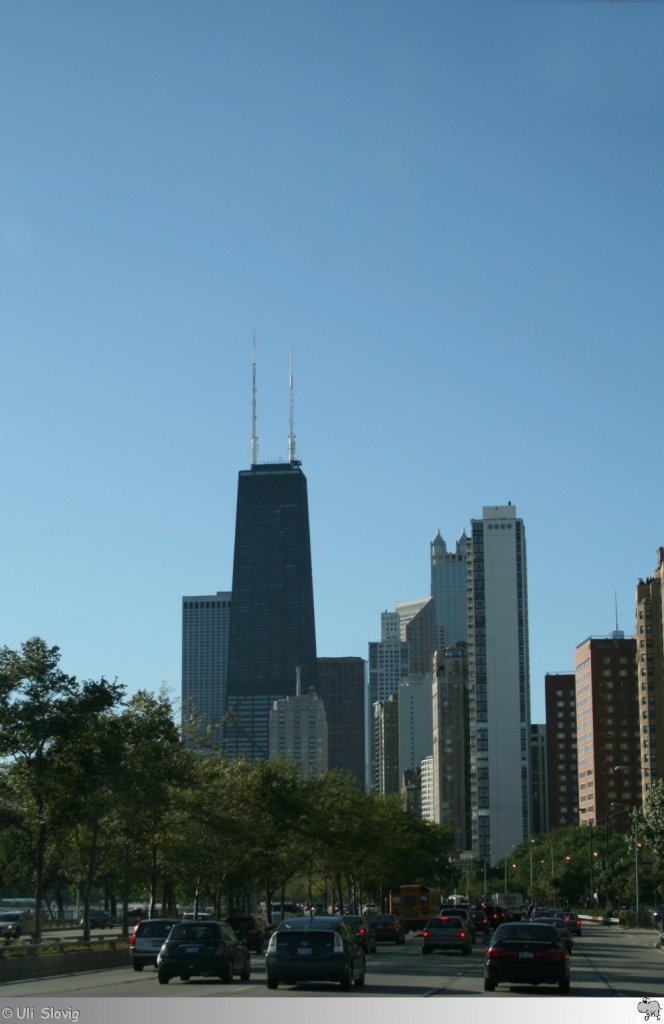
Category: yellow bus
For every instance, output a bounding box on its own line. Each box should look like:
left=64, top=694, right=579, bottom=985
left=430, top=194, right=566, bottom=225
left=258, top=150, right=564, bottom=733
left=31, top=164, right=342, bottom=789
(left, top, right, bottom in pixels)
left=388, top=885, right=440, bottom=932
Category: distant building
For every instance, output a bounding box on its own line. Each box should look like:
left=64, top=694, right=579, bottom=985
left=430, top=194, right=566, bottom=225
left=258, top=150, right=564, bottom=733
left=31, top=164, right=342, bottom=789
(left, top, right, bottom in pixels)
left=369, top=616, right=409, bottom=791
left=401, top=766, right=421, bottom=817
left=430, top=529, right=469, bottom=650
left=575, top=633, right=640, bottom=828
left=373, top=694, right=400, bottom=796
left=467, top=504, right=531, bottom=863
left=395, top=598, right=436, bottom=675
left=269, top=683, right=327, bottom=778
left=225, top=460, right=317, bottom=760
left=420, top=755, right=435, bottom=822
left=432, top=643, right=470, bottom=851
left=635, top=548, right=664, bottom=803
left=316, top=656, right=366, bottom=787
left=398, top=673, right=433, bottom=781
left=530, top=723, right=549, bottom=834
left=181, top=591, right=231, bottom=748
left=545, top=673, right=578, bottom=829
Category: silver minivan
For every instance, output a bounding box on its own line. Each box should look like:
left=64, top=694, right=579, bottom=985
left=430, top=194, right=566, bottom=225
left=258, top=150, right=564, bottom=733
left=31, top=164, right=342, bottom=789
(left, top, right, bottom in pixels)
left=129, top=918, right=181, bottom=970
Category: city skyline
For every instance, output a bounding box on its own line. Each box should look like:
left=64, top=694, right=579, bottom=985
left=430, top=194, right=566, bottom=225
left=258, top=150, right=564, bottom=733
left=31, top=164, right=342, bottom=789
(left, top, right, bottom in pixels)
left=3, top=2, right=663, bottom=729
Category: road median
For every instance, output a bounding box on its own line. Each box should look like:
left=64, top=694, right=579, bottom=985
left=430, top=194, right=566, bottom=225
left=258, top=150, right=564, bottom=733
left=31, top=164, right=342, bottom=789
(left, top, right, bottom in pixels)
left=0, top=940, right=129, bottom=983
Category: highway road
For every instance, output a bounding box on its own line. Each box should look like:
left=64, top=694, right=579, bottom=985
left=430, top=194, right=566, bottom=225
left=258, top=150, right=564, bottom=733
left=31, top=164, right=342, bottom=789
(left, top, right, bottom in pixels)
left=1, top=922, right=662, bottom=999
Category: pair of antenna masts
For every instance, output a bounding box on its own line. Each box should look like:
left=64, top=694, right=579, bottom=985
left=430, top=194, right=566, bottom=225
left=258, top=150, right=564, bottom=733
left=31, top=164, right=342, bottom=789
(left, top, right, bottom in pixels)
left=250, top=342, right=297, bottom=467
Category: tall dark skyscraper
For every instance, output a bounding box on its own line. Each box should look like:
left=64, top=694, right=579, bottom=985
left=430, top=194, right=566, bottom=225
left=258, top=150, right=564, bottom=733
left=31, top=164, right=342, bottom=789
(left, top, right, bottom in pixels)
left=224, top=355, right=317, bottom=760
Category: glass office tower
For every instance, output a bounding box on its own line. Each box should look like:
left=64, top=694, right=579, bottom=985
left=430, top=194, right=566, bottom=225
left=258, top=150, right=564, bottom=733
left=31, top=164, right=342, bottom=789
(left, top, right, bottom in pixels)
left=224, top=461, right=318, bottom=760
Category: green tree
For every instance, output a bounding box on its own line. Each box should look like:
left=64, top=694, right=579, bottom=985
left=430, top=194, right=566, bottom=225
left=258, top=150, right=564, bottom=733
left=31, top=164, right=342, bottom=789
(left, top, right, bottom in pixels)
left=109, top=689, right=190, bottom=931
left=0, top=638, right=124, bottom=940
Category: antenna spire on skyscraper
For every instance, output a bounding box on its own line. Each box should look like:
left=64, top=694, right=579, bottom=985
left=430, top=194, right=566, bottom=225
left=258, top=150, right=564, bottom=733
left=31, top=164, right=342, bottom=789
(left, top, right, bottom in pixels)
left=251, top=336, right=258, bottom=466
left=288, top=347, right=299, bottom=464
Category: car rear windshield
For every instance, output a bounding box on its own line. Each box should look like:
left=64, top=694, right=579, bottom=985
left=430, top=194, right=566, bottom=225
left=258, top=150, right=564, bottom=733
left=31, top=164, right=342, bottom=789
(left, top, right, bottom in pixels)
left=277, top=930, right=337, bottom=955
left=278, top=916, right=339, bottom=932
left=170, top=924, right=220, bottom=941
left=0, top=914, right=19, bottom=922
left=494, top=924, right=558, bottom=943
left=138, top=921, right=177, bottom=938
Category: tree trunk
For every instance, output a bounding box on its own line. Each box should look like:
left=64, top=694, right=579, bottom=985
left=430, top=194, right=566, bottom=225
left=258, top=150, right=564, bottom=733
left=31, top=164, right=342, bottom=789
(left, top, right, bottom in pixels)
left=33, top=820, right=49, bottom=944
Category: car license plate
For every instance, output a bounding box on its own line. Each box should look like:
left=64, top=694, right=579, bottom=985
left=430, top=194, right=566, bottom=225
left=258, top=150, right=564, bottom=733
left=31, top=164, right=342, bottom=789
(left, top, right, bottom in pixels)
left=298, top=946, right=312, bottom=955
left=519, top=951, right=534, bottom=959
left=185, top=945, right=199, bottom=953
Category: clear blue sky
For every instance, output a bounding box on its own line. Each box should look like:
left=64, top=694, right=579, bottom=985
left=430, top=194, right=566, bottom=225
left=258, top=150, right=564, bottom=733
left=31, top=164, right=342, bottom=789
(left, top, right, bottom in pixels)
left=2, top=1, right=663, bottom=726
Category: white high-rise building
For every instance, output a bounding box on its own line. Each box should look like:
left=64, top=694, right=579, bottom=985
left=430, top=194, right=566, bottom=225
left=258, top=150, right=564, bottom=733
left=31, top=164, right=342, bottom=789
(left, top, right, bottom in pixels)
left=467, top=504, right=531, bottom=863
left=398, top=674, right=433, bottom=782
left=181, top=591, right=231, bottom=748
left=420, top=755, right=435, bottom=822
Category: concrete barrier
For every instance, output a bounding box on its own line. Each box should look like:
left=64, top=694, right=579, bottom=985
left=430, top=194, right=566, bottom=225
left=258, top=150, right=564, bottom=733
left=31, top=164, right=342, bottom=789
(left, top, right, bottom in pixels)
left=0, top=943, right=129, bottom=983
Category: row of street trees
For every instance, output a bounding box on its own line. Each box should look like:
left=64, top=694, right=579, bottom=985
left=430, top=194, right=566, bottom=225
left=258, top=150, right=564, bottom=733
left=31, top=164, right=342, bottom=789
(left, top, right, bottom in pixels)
left=0, top=638, right=455, bottom=940
left=3, top=638, right=664, bottom=938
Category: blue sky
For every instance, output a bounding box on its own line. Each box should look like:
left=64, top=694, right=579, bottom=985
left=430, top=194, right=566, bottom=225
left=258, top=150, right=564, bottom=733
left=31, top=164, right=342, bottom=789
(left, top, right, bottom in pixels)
left=2, top=0, right=663, bottom=726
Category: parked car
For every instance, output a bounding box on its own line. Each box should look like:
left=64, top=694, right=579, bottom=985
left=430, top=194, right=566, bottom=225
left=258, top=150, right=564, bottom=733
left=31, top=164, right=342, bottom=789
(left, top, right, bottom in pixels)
left=367, top=913, right=405, bottom=944
left=79, top=909, right=114, bottom=929
left=156, top=920, right=250, bottom=984
left=483, top=921, right=571, bottom=993
left=422, top=915, right=472, bottom=956
left=225, top=913, right=267, bottom=954
left=470, top=907, right=490, bottom=934
left=0, top=912, right=35, bottom=940
left=654, top=906, right=664, bottom=928
left=265, top=915, right=366, bottom=990
left=129, top=917, right=181, bottom=971
left=439, top=904, right=476, bottom=942
left=342, top=914, right=377, bottom=953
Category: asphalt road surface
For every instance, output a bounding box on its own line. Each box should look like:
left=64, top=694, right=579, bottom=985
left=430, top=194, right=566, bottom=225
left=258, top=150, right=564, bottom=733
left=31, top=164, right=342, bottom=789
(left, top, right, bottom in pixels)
left=2, top=922, right=662, bottom=999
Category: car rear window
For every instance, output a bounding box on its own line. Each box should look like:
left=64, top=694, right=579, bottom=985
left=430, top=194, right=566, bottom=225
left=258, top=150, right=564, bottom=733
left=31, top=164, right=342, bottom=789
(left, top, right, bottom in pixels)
left=138, top=921, right=177, bottom=938
left=170, top=924, right=220, bottom=941
left=278, top=916, right=339, bottom=932
left=277, top=930, right=336, bottom=955
left=494, top=924, right=558, bottom=943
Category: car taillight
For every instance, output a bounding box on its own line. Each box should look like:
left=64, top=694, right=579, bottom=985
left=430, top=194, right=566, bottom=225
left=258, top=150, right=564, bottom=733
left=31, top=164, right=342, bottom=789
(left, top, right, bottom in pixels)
left=129, top=934, right=136, bottom=946
left=334, top=933, right=344, bottom=953
left=387, top=923, right=396, bottom=930
left=423, top=930, right=431, bottom=938
left=455, top=931, right=466, bottom=939
left=487, top=947, right=518, bottom=959
left=358, top=927, right=366, bottom=935
left=536, top=948, right=567, bottom=960
left=216, top=943, right=227, bottom=956
left=267, top=933, right=278, bottom=953
left=159, top=943, right=169, bottom=957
